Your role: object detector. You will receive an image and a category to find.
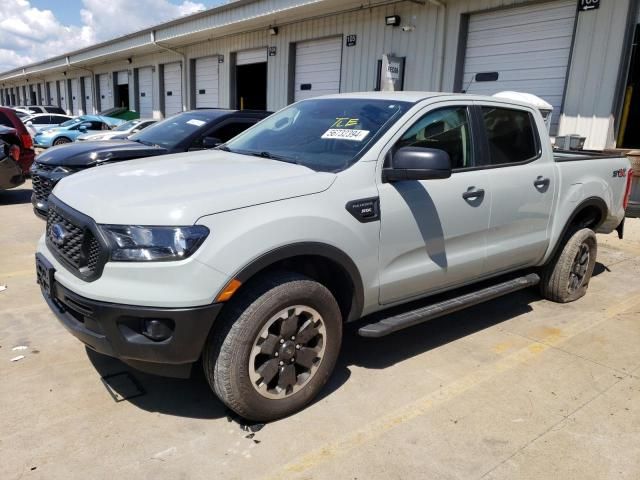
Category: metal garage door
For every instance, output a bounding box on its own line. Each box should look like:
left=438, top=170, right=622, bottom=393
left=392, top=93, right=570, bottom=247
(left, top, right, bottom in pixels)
left=59, top=81, right=68, bottom=113
left=294, top=37, right=342, bottom=101
left=195, top=56, right=219, bottom=108
left=462, top=1, right=576, bottom=133
left=163, top=62, right=182, bottom=116
left=236, top=48, right=267, bottom=66
left=138, top=67, right=154, bottom=118
left=71, top=78, right=81, bottom=114
left=99, top=74, right=113, bottom=111
left=117, top=71, right=128, bottom=85
left=83, top=77, right=94, bottom=114
left=47, top=81, right=58, bottom=106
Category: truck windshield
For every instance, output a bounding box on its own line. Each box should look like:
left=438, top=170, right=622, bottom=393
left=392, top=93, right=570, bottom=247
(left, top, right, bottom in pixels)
left=224, top=98, right=411, bottom=172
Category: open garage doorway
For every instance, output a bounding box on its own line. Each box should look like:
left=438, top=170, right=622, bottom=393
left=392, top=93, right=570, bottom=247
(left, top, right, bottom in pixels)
left=234, top=48, right=267, bottom=110
left=619, top=25, right=640, bottom=148
left=114, top=71, right=130, bottom=109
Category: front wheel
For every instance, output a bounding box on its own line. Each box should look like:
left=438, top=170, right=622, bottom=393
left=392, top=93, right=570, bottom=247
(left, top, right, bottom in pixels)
left=202, top=272, right=342, bottom=421
left=540, top=228, right=597, bottom=303
left=53, top=137, right=71, bottom=146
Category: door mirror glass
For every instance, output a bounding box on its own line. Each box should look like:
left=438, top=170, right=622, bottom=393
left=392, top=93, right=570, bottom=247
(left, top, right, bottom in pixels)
left=202, top=136, right=221, bottom=148
left=383, top=147, right=452, bottom=182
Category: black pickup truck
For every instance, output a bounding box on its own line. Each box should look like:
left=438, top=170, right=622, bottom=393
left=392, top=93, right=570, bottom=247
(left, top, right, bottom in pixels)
left=30, top=109, right=270, bottom=218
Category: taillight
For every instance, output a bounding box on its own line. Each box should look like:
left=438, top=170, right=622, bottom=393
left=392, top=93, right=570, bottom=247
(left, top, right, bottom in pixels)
left=623, top=169, right=634, bottom=210
left=20, top=133, right=33, bottom=150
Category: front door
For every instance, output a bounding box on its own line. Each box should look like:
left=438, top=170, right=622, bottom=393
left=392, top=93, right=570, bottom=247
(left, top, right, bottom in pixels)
left=378, top=103, right=490, bottom=305
left=475, top=103, right=557, bottom=275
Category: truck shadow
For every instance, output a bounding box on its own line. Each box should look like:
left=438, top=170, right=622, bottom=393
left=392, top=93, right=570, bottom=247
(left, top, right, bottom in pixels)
left=85, top=262, right=608, bottom=422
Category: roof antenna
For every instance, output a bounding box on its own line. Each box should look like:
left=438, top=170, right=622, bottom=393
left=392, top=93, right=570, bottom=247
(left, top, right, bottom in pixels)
left=462, top=71, right=499, bottom=94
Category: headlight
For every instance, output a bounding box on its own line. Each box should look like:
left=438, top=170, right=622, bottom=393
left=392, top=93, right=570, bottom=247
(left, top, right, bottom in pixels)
left=100, top=225, right=209, bottom=262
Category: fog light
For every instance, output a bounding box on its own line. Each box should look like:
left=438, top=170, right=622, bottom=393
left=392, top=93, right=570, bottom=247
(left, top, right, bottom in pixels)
left=142, top=319, right=173, bottom=341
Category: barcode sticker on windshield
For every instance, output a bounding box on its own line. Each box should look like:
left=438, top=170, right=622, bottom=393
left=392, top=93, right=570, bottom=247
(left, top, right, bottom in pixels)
left=187, top=119, right=206, bottom=127
left=321, top=129, right=369, bottom=141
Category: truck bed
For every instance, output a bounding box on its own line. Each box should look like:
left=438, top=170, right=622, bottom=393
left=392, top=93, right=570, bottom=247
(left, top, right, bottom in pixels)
left=553, top=149, right=626, bottom=162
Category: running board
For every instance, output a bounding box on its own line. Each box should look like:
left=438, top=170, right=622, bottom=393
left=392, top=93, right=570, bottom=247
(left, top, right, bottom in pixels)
left=358, top=273, right=540, bottom=338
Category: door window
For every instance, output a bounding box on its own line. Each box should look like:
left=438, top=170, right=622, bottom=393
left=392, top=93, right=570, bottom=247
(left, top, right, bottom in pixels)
left=190, top=121, right=255, bottom=149
left=213, top=121, right=256, bottom=143
left=32, top=116, right=52, bottom=125
left=396, top=106, right=473, bottom=169
left=480, top=107, right=538, bottom=165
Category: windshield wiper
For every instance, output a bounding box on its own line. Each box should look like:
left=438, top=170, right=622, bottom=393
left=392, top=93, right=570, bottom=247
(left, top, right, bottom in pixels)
left=246, top=150, right=299, bottom=165
left=215, top=144, right=232, bottom=152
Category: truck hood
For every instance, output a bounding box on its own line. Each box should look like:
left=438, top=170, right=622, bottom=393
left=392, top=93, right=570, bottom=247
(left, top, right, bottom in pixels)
left=36, top=140, right=167, bottom=167
left=52, top=150, right=336, bottom=225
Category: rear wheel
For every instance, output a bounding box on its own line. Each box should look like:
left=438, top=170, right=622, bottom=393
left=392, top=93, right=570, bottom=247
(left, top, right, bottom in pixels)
left=53, top=137, right=71, bottom=146
left=202, top=272, right=342, bottom=421
left=540, top=228, right=597, bottom=303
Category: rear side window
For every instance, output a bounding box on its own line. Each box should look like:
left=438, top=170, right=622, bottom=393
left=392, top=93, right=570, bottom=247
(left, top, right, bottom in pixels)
left=481, top=107, right=538, bottom=165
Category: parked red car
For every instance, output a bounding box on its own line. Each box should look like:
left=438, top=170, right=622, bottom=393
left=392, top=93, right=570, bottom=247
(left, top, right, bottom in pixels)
left=0, top=106, right=35, bottom=177
left=0, top=125, right=26, bottom=190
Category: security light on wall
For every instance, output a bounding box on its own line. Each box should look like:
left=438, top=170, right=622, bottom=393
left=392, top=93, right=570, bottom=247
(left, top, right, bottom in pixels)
left=269, top=27, right=278, bottom=35
left=385, top=15, right=401, bottom=26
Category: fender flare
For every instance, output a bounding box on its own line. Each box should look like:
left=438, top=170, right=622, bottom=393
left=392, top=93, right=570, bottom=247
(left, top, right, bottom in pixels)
left=229, top=242, right=365, bottom=321
left=547, top=196, right=608, bottom=262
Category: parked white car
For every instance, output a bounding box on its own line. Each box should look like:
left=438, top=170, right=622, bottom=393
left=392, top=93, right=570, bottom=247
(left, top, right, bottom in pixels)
left=77, top=118, right=156, bottom=141
left=23, top=113, right=73, bottom=138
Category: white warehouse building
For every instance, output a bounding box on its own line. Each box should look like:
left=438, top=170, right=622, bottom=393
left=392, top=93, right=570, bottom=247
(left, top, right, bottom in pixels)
left=0, top=0, right=638, bottom=150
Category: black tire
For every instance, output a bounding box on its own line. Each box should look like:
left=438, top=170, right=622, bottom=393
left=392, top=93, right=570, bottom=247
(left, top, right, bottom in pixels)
left=53, top=137, right=71, bottom=146
left=202, top=271, right=342, bottom=421
left=540, top=228, right=597, bottom=303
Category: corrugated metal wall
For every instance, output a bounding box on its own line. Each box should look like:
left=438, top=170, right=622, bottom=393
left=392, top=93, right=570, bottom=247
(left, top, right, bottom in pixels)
left=1, top=0, right=633, bottom=149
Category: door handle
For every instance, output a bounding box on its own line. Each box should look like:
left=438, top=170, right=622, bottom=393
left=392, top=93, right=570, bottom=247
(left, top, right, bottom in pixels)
left=462, top=188, right=485, bottom=200
left=534, top=176, right=550, bottom=188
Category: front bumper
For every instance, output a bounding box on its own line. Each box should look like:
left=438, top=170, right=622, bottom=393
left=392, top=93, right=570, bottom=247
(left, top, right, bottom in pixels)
left=38, top=253, right=222, bottom=378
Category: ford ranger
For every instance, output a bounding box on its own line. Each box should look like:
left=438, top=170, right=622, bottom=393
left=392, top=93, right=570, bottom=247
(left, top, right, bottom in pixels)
left=35, top=92, right=633, bottom=421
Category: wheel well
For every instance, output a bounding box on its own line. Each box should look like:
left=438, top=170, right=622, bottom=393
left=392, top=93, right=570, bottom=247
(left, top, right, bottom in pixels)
left=570, top=204, right=603, bottom=230
left=232, top=254, right=360, bottom=323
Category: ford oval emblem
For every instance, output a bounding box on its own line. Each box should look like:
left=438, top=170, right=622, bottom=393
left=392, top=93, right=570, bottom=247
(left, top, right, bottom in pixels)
left=51, top=223, right=69, bottom=247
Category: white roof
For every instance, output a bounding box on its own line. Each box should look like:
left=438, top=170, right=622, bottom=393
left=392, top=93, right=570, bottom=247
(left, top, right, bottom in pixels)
left=307, top=91, right=548, bottom=110
left=492, top=91, right=553, bottom=111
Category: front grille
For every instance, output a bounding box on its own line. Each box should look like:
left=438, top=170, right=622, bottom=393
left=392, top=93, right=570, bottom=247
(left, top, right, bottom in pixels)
left=32, top=173, right=54, bottom=203
left=46, top=200, right=107, bottom=281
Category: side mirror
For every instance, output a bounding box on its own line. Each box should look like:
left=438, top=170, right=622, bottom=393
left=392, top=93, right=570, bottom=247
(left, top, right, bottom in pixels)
left=26, top=121, right=33, bottom=126
left=78, top=125, right=88, bottom=132
left=202, top=136, right=221, bottom=148
left=383, top=147, right=452, bottom=182
left=131, top=128, right=140, bottom=133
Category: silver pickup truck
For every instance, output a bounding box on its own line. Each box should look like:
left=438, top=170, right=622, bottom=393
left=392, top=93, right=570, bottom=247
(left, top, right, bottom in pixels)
left=35, top=92, right=633, bottom=421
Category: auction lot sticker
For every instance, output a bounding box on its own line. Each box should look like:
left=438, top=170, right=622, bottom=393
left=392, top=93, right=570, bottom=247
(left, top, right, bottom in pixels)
left=322, top=129, right=370, bottom=141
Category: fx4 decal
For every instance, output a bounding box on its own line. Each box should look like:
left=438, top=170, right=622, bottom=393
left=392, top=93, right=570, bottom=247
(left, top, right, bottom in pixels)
left=613, top=168, right=627, bottom=178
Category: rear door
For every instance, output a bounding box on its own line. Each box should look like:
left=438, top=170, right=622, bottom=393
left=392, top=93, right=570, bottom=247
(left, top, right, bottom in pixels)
left=377, top=101, right=490, bottom=304
left=475, top=101, right=557, bottom=275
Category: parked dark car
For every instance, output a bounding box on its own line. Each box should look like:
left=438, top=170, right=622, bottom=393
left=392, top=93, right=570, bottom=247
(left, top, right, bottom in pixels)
left=30, top=109, right=270, bottom=217
left=0, top=126, right=26, bottom=190
left=0, top=106, right=36, bottom=173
